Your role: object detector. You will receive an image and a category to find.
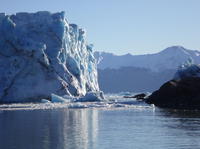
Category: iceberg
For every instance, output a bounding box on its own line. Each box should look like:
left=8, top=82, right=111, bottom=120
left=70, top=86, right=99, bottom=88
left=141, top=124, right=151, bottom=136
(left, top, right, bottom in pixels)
left=76, top=91, right=105, bottom=102
left=51, top=91, right=104, bottom=103
left=51, top=94, right=71, bottom=103
left=0, top=11, right=99, bottom=103
left=41, top=99, right=51, bottom=103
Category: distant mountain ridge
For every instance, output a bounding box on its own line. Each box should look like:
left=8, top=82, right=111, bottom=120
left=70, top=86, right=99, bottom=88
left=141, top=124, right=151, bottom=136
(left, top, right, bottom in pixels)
left=98, top=67, right=176, bottom=93
left=95, top=46, right=200, bottom=71
left=95, top=46, right=200, bottom=93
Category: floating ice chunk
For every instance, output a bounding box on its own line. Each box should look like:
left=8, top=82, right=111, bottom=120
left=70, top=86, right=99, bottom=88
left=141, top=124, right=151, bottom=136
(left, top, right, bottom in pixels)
left=76, top=91, right=105, bottom=102
left=68, top=103, right=88, bottom=109
left=51, top=94, right=71, bottom=103
left=63, top=95, right=76, bottom=100
left=41, top=99, right=51, bottom=103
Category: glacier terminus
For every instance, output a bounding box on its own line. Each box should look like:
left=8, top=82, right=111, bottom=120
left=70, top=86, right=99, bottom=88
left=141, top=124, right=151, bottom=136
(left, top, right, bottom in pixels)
left=0, top=11, right=99, bottom=103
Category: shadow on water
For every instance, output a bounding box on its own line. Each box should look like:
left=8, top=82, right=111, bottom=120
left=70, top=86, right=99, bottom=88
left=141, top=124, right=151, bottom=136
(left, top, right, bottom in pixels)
left=0, top=109, right=99, bottom=149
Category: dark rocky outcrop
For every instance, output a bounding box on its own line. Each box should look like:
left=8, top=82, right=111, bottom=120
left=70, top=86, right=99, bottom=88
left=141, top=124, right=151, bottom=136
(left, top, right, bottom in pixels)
left=146, top=77, right=200, bottom=109
left=124, top=93, right=147, bottom=100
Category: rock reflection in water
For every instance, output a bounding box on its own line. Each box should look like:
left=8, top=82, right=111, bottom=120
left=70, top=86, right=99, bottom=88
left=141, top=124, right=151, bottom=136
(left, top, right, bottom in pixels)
left=155, top=109, right=200, bottom=148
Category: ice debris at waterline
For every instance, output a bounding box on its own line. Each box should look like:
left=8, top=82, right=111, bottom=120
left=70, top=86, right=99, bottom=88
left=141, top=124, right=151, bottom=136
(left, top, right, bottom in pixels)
left=0, top=94, right=152, bottom=111
left=0, top=11, right=99, bottom=103
left=51, top=91, right=104, bottom=103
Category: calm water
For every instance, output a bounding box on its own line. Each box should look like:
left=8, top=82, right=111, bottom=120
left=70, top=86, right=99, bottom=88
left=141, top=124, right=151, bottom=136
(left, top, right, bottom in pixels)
left=0, top=93, right=200, bottom=149
left=1, top=106, right=200, bottom=149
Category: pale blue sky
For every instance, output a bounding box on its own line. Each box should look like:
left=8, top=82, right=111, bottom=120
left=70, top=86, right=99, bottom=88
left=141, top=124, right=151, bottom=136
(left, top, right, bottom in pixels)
left=1, top=0, right=200, bottom=54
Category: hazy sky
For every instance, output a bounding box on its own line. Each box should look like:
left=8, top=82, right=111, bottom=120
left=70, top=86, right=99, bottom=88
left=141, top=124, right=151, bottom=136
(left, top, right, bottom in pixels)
left=1, top=0, right=200, bottom=54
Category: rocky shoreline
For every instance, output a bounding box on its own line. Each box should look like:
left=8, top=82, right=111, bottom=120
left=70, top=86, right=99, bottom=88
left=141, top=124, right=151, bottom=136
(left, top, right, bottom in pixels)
left=146, top=77, right=200, bottom=110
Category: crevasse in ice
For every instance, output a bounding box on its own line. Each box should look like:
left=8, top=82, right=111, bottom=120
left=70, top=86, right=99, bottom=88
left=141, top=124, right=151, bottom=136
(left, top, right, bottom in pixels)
left=0, top=11, right=99, bottom=102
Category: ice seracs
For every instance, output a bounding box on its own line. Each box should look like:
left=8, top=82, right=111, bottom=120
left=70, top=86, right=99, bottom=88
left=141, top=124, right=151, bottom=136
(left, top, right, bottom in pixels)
left=0, top=11, right=99, bottom=103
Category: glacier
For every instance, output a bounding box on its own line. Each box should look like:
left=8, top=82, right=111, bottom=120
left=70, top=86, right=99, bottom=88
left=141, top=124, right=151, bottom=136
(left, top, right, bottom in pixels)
left=0, top=11, right=99, bottom=103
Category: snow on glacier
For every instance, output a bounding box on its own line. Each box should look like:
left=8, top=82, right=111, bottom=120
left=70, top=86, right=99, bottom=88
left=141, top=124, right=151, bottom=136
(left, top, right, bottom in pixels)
left=0, top=11, right=99, bottom=102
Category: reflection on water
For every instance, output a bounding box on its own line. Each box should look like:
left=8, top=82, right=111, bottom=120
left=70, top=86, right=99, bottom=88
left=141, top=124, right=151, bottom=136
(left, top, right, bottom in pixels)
left=0, top=109, right=98, bottom=149
left=1, top=108, right=200, bottom=149
left=158, top=109, right=200, bottom=133
left=151, top=109, right=200, bottom=148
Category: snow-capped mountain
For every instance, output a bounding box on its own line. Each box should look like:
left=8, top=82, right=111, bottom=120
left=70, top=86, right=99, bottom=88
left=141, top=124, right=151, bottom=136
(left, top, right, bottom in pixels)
left=95, top=46, right=200, bottom=71
left=95, top=46, right=200, bottom=93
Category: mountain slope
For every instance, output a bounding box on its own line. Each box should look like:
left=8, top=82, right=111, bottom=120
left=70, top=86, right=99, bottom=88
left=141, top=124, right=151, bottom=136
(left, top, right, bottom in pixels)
left=95, top=46, right=200, bottom=93
left=95, top=46, right=200, bottom=71
left=98, top=67, right=176, bottom=93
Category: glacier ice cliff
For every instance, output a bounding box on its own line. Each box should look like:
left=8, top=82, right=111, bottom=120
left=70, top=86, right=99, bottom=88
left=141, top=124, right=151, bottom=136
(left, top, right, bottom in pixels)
left=0, top=11, right=99, bottom=103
